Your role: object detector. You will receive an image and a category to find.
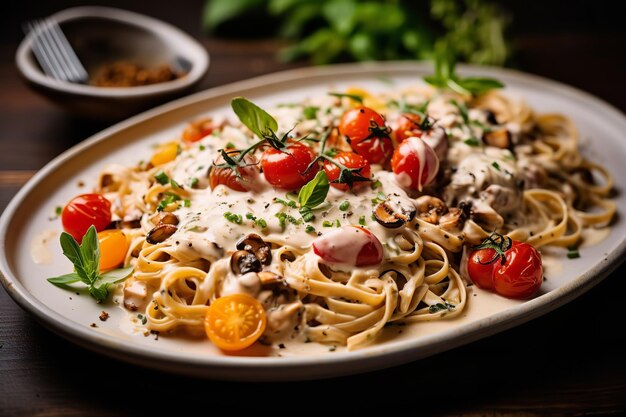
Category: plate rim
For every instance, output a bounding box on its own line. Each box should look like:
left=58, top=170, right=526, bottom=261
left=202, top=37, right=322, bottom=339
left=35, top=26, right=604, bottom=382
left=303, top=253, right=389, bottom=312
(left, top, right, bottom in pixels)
left=2, top=61, right=626, bottom=380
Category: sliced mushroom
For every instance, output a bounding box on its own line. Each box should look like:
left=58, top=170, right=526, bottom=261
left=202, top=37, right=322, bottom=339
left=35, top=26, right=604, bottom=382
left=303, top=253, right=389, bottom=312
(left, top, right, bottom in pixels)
left=483, top=128, right=511, bottom=149
left=415, top=196, right=448, bottom=224
left=236, top=233, right=272, bottom=265
left=374, top=202, right=405, bottom=228
left=230, top=250, right=262, bottom=275
left=257, top=271, right=285, bottom=288
left=146, top=223, right=177, bottom=244
left=152, top=212, right=179, bottom=226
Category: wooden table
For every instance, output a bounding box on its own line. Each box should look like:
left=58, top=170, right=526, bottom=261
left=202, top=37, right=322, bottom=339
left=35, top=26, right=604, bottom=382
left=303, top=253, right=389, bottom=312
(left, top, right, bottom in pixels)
left=2, top=5, right=626, bottom=416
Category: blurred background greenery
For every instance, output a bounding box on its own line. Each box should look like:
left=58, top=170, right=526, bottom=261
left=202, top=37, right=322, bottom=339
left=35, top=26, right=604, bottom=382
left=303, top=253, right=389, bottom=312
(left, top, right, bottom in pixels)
left=203, top=0, right=509, bottom=66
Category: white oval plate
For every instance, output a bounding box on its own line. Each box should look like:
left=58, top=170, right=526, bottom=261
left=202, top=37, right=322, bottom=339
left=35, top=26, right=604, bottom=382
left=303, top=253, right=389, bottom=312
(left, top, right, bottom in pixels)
left=2, top=62, right=625, bottom=381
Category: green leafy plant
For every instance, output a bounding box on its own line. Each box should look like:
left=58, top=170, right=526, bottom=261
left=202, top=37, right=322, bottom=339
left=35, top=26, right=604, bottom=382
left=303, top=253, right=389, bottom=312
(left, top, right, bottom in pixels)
left=203, top=0, right=509, bottom=66
left=48, top=226, right=134, bottom=302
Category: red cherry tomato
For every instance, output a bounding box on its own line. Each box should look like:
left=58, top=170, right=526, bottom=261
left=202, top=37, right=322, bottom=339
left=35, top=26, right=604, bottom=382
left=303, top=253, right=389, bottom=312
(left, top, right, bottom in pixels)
left=467, top=238, right=543, bottom=299
left=312, top=226, right=383, bottom=267
left=323, top=152, right=371, bottom=191
left=209, top=151, right=259, bottom=192
left=394, top=113, right=424, bottom=143
left=261, top=143, right=319, bottom=190
left=62, top=194, right=112, bottom=242
left=391, top=136, right=439, bottom=191
left=339, top=106, right=393, bottom=164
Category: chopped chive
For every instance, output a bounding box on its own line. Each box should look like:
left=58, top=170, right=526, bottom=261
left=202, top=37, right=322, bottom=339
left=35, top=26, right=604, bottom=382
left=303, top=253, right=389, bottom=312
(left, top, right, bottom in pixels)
left=335, top=219, right=341, bottom=227
left=322, top=220, right=333, bottom=227
left=225, top=142, right=235, bottom=149
left=371, top=180, right=382, bottom=189
left=339, top=200, right=350, bottom=211
left=246, top=212, right=255, bottom=220
left=183, top=199, right=191, bottom=207
left=305, top=225, right=316, bottom=233
left=256, top=218, right=267, bottom=229
left=359, top=215, right=366, bottom=226
left=199, top=145, right=206, bottom=151
left=189, top=177, right=199, bottom=188
left=154, top=171, right=169, bottom=185
left=224, top=212, right=242, bottom=224
left=491, top=161, right=501, bottom=171
left=464, top=138, right=480, bottom=147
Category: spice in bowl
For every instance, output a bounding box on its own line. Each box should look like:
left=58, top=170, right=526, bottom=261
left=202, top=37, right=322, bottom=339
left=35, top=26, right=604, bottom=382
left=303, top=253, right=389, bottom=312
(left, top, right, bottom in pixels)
left=90, top=61, right=186, bottom=87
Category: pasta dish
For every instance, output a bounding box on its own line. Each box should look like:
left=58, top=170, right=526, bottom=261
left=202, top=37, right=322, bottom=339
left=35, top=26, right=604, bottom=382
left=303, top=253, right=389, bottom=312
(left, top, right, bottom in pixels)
left=52, top=77, right=615, bottom=352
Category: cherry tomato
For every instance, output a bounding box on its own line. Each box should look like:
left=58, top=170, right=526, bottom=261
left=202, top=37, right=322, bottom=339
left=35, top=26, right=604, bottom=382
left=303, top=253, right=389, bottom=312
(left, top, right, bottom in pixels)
left=391, top=136, right=439, bottom=191
left=209, top=151, right=259, bottom=192
left=182, top=118, right=219, bottom=143
left=394, top=113, right=424, bottom=143
left=151, top=142, right=179, bottom=166
left=467, top=238, right=543, bottom=299
left=261, top=143, right=319, bottom=190
left=98, top=230, right=129, bottom=272
left=339, top=106, right=393, bottom=164
left=323, top=152, right=371, bottom=191
left=62, top=194, right=112, bottom=242
left=205, top=293, right=267, bottom=351
left=312, top=226, right=384, bottom=267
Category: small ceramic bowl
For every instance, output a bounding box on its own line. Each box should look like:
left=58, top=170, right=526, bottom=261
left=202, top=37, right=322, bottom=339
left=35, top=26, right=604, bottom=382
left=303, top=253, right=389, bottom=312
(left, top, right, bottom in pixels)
left=16, top=6, right=210, bottom=120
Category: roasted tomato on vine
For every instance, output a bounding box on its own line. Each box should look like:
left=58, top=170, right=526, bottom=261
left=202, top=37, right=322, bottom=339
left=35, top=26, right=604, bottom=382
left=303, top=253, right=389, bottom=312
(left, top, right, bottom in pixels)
left=261, top=142, right=319, bottom=190
left=312, top=226, right=383, bottom=267
left=205, top=293, right=267, bottom=351
left=62, top=194, right=112, bottom=242
left=209, top=150, right=260, bottom=192
left=467, top=233, right=543, bottom=299
left=394, top=113, right=426, bottom=143
left=323, top=152, right=371, bottom=191
left=339, top=106, right=393, bottom=164
left=391, top=136, right=439, bottom=191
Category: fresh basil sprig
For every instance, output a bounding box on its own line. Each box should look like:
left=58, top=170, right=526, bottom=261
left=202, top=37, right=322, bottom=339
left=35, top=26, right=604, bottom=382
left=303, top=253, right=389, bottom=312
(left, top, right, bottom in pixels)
left=231, top=97, right=279, bottom=139
left=48, top=225, right=134, bottom=302
left=424, top=50, right=504, bottom=96
left=298, top=171, right=329, bottom=211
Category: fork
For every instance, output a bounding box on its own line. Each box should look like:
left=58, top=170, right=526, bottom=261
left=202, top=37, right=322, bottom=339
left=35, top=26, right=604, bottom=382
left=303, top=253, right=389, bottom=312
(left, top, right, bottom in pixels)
left=24, top=18, right=89, bottom=84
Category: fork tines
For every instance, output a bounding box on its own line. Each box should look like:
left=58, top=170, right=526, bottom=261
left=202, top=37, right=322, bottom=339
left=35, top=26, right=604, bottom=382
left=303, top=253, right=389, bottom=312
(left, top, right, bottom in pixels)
left=24, top=18, right=89, bottom=83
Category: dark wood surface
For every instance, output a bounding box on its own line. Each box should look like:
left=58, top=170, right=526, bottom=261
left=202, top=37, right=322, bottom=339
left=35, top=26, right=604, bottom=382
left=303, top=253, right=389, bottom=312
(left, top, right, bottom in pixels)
left=2, top=2, right=626, bottom=416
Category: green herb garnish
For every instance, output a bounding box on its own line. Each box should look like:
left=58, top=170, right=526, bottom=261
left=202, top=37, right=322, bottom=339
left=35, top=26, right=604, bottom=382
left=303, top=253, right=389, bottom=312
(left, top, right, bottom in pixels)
left=47, top=226, right=134, bottom=302
left=302, top=106, right=319, bottom=120
left=157, top=193, right=181, bottom=211
left=491, top=162, right=501, bottom=171
left=428, top=302, right=456, bottom=314
left=359, top=215, right=366, bottom=226
left=339, top=201, right=350, bottom=211
left=322, top=220, right=333, bottom=227
left=298, top=171, right=330, bottom=214
left=424, top=50, right=504, bottom=96
left=305, top=225, right=316, bottom=233
left=154, top=171, right=170, bottom=185
left=224, top=212, right=243, bottom=224
left=328, top=92, right=363, bottom=103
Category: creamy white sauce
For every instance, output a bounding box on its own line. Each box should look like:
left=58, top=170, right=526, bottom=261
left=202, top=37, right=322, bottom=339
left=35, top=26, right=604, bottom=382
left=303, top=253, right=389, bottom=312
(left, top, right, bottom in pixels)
left=30, top=229, right=57, bottom=265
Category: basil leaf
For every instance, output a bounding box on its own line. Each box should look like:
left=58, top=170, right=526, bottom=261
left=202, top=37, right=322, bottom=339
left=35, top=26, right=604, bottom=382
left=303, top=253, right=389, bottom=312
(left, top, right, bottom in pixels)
left=59, top=232, right=89, bottom=283
left=47, top=273, right=82, bottom=286
left=89, top=284, right=109, bottom=302
left=457, top=77, right=505, bottom=94
left=328, top=92, right=363, bottom=103
left=298, top=171, right=329, bottom=210
left=231, top=97, right=278, bottom=139
left=79, top=226, right=100, bottom=283
left=96, top=266, right=134, bottom=286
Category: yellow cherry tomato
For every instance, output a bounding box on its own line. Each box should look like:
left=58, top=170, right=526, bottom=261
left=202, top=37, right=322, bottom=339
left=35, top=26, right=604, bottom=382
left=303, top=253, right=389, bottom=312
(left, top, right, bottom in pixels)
left=98, top=230, right=129, bottom=272
left=345, top=87, right=386, bottom=112
left=150, top=142, right=179, bottom=166
left=205, top=294, right=267, bottom=351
